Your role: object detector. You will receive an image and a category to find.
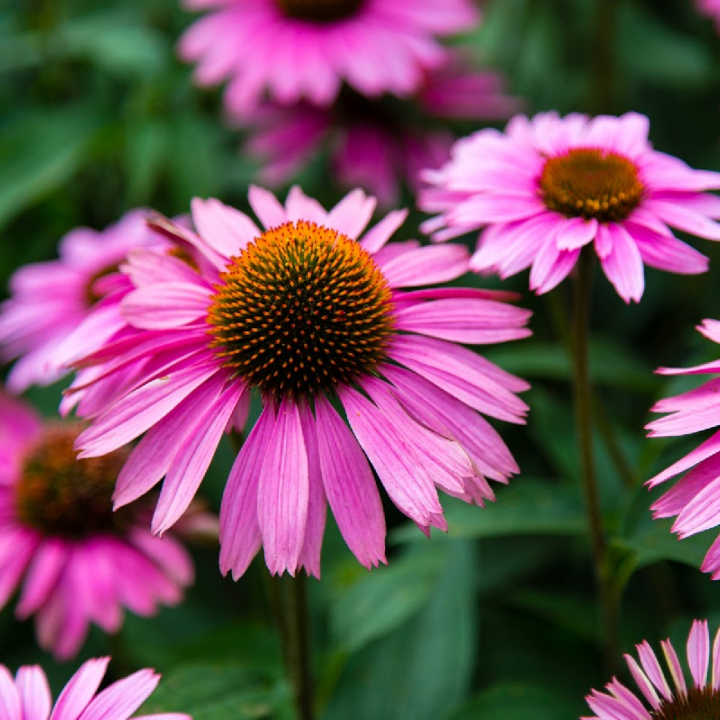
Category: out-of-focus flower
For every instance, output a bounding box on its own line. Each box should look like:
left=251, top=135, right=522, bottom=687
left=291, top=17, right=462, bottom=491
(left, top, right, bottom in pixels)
left=0, top=393, right=212, bottom=659
left=0, top=656, right=190, bottom=719
left=584, top=619, right=720, bottom=719
left=239, top=55, right=521, bottom=206
left=646, top=318, right=720, bottom=579
left=420, top=111, right=720, bottom=303
left=0, top=210, right=159, bottom=393
left=697, top=0, right=720, bottom=30
left=178, top=0, right=479, bottom=114
left=72, top=186, right=531, bottom=579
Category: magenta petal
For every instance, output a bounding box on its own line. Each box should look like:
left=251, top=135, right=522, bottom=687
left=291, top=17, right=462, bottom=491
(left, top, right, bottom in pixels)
left=15, top=539, right=65, bottom=618
left=49, top=657, right=110, bottom=720
left=16, top=666, right=51, bottom=720
left=121, top=283, right=210, bottom=329
left=296, top=404, right=327, bottom=578
left=599, top=224, right=645, bottom=303
left=79, top=669, right=159, bottom=720
left=340, top=386, right=443, bottom=527
left=359, top=209, right=408, bottom=253
left=687, top=620, right=710, bottom=688
left=219, top=407, right=276, bottom=579
left=191, top=197, right=261, bottom=256
left=379, top=245, right=469, bottom=287
left=76, top=362, right=220, bottom=458
left=248, top=185, right=288, bottom=228
left=257, top=400, right=309, bottom=576
left=314, top=395, right=386, bottom=569
left=152, top=382, right=242, bottom=534
left=326, top=188, right=376, bottom=238
left=0, top=667, right=20, bottom=720
left=394, top=297, right=532, bottom=344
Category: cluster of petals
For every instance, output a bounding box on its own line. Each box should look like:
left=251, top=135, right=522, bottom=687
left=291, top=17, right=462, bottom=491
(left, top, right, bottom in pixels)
left=584, top=619, right=720, bottom=719
left=0, top=210, right=160, bottom=393
left=646, top=319, right=720, bottom=578
left=178, top=0, right=479, bottom=114
left=420, top=111, right=720, bottom=303
left=239, top=54, right=521, bottom=206
left=0, top=656, right=189, bottom=720
left=0, top=393, right=205, bottom=659
left=71, top=185, right=532, bottom=579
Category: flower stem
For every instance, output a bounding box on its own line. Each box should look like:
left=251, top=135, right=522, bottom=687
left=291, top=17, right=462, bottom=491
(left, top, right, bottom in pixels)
left=572, top=251, right=619, bottom=670
left=283, top=574, right=314, bottom=720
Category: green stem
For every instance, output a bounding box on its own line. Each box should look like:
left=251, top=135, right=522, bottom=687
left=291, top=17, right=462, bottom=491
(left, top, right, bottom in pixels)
left=589, top=0, right=618, bottom=114
left=284, top=574, right=314, bottom=720
left=572, top=251, right=619, bottom=670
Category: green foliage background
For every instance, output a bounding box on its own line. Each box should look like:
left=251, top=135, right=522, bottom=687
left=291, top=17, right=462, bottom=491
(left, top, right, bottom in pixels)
left=2, top=0, right=720, bottom=717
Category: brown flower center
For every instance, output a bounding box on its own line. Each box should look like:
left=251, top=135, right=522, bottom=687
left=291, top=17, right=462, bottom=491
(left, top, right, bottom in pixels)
left=275, top=0, right=365, bottom=23
left=538, top=148, right=645, bottom=222
left=207, top=220, right=395, bottom=402
left=15, top=425, right=131, bottom=538
left=653, top=686, right=720, bottom=719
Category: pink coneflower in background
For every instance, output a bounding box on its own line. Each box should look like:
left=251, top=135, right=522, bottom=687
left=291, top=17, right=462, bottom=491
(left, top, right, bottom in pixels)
left=646, top=318, right=720, bottom=579
left=584, top=620, right=720, bottom=719
left=0, top=656, right=190, bottom=720
left=0, top=210, right=159, bottom=393
left=178, top=0, right=479, bottom=114
left=0, top=393, right=210, bottom=659
left=72, top=186, right=532, bottom=579
left=420, top=111, right=720, bottom=303
left=697, top=0, right=720, bottom=30
left=239, top=54, right=521, bottom=206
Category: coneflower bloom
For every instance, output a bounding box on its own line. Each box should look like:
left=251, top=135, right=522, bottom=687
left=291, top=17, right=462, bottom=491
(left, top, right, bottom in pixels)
left=0, top=657, right=189, bottom=720
left=0, top=394, right=209, bottom=659
left=72, top=186, right=531, bottom=579
left=584, top=619, right=720, bottom=719
left=0, top=210, right=159, bottom=393
left=240, top=55, right=521, bottom=206
left=646, top=319, right=720, bottom=579
left=420, top=111, right=720, bottom=303
left=178, top=0, right=479, bottom=114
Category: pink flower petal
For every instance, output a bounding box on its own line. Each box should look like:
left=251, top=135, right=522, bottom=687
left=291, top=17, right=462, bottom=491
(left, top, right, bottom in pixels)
left=257, top=400, right=309, bottom=576
left=122, top=283, right=210, bottom=329
left=219, top=407, right=275, bottom=580
left=379, top=244, right=469, bottom=287
left=314, top=395, right=386, bottom=569
left=79, top=669, right=159, bottom=720
left=49, top=657, right=110, bottom=720
left=16, top=666, right=51, bottom=720
left=598, top=224, right=645, bottom=303
left=248, top=185, right=288, bottom=229
left=191, top=197, right=261, bottom=256
left=687, top=620, right=710, bottom=688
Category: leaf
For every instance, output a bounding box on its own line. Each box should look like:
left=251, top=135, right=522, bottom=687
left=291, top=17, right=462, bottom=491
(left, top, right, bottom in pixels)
left=324, top=540, right=477, bottom=720
left=138, top=665, right=287, bottom=720
left=0, top=109, right=97, bottom=231
left=614, top=485, right=711, bottom=571
left=330, top=544, right=447, bottom=652
left=392, top=479, right=586, bottom=543
left=448, top=683, right=581, bottom=720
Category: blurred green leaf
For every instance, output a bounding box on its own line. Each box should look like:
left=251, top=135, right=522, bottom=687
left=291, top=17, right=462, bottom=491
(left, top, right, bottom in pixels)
left=138, top=665, right=286, bottom=720
left=614, top=485, right=710, bottom=571
left=331, top=544, right=447, bottom=652
left=0, top=108, right=98, bottom=231
left=59, top=12, right=170, bottom=78
left=618, top=3, right=715, bottom=87
left=325, top=540, right=477, bottom=720
left=393, top=480, right=586, bottom=543
left=448, top=683, right=581, bottom=720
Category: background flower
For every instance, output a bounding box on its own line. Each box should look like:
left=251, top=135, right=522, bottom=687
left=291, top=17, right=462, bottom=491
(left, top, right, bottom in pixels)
left=419, top=111, right=720, bottom=302
left=0, top=656, right=190, bottom=720
left=697, top=0, right=720, bottom=30
left=584, top=620, right=720, bottom=719
left=646, top=318, right=720, bottom=579
left=238, top=54, right=521, bottom=206
left=71, top=186, right=531, bottom=579
left=0, top=210, right=159, bottom=393
left=178, top=0, right=479, bottom=114
left=0, top=393, right=211, bottom=659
